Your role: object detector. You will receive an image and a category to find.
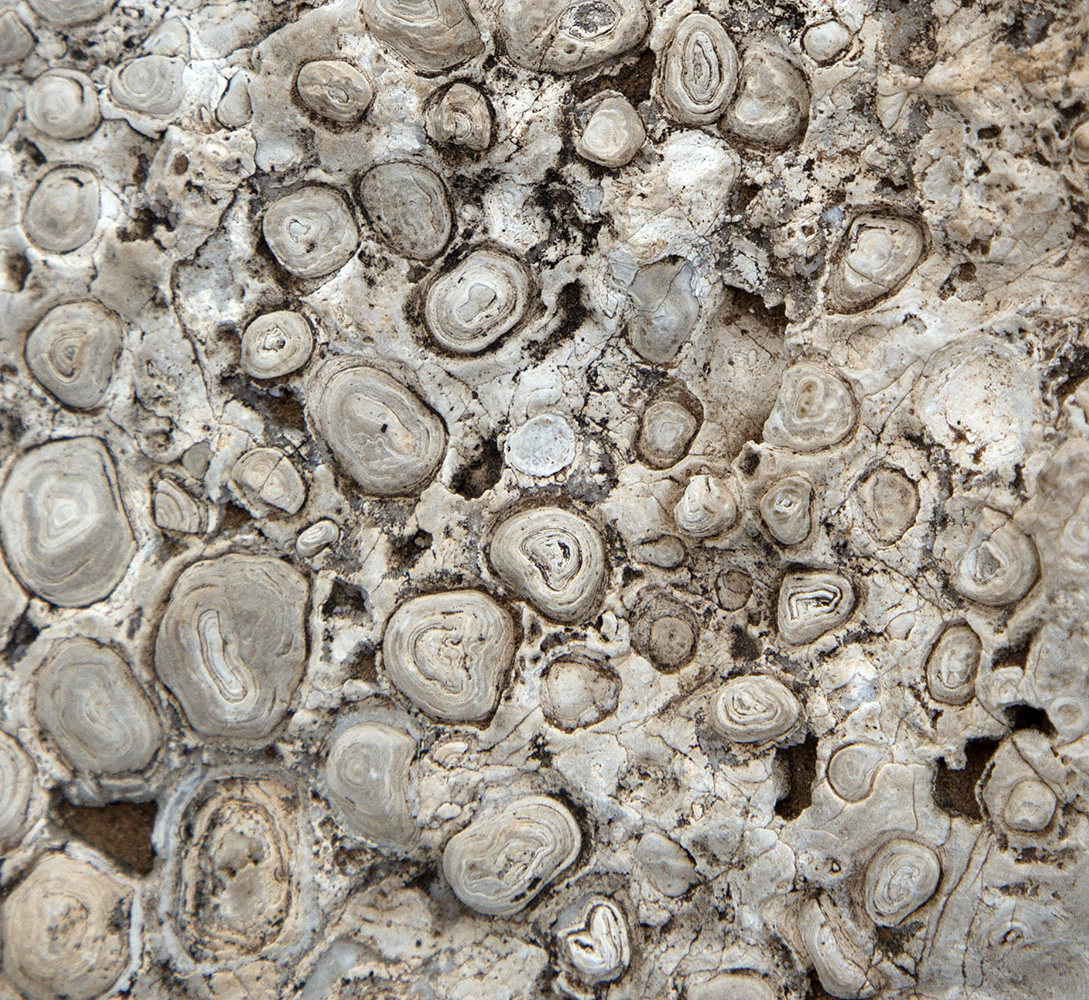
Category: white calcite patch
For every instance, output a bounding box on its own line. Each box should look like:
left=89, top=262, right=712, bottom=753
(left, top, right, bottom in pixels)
left=505, top=412, right=577, bottom=476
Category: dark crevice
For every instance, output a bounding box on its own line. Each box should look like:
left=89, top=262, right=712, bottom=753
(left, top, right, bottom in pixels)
left=1, top=250, right=29, bottom=293
left=219, top=500, right=251, bottom=533
left=723, top=285, right=789, bottom=336
left=879, top=0, right=939, bottom=73
left=1006, top=703, right=1056, bottom=736
left=874, top=921, right=917, bottom=958
left=775, top=734, right=819, bottom=821
left=52, top=795, right=158, bottom=876
left=321, top=579, right=368, bottom=619
left=1003, top=2, right=1055, bottom=47
left=573, top=49, right=656, bottom=107
left=4, top=613, right=40, bottom=659
left=117, top=204, right=169, bottom=243
left=1048, top=343, right=1089, bottom=402
left=932, top=736, right=1001, bottom=821
left=729, top=625, right=761, bottom=663
left=451, top=437, right=503, bottom=499
left=389, top=530, right=433, bottom=568
left=805, top=969, right=838, bottom=998
left=218, top=373, right=306, bottom=432
left=549, top=281, right=589, bottom=347
left=938, top=261, right=978, bottom=300
left=991, top=631, right=1033, bottom=672
left=347, top=643, right=377, bottom=682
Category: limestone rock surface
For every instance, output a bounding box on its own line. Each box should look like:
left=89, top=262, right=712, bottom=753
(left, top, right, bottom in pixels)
left=1, top=1, right=1088, bottom=999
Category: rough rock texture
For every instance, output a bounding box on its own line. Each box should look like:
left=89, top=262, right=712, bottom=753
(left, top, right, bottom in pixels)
left=0, top=0, right=1088, bottom=998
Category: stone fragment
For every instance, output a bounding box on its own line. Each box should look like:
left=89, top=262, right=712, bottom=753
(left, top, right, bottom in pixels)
left=426, top=83, right=492, bottom=151
left=0, top=11, right=34, bottom=64
left=711, top=675, right=801, bottom=744
left=722, top=39, right=810, bottom=147
left=556, top=897, right=630, bottom=985
left=382, top=590, right=514, bottom=723
left=499, top=0, right=649, bottom=74
left=635, top=831, right=698, bottom=897
left=778, top=571, right=854, bottom=644
left=296, top=60, right=373, bottom=124
left=1, top=855, right=132, bottom=1000
left=506, top=413, right=576, bottom=476
left=626, top=257, right=700, bottom=364
left=425, top=249, right=532, bottom=354
left=229, top=447, right=306, bottom=514
left=25, top=301, right=121, bottom=410
left=0, top=438, right=134, bottom=608
left=490, top=506, right=606, bottom=624
left=155, top=554, right=309, bottom=739
left=36, top=638, right=162, bottom=774
left=24, top=167, right=100, bottom=253
left=26, top=70, right=100, bottom=139
left=263, top=187, right=359, bottom=279
left=361, top=0, right=482, bottom=74
left=638, top=399, right=699, bottom=468
left=306, top=357, right=446, bottom=496
left=661, top=14, right=738, bottom=125
left=804, top=21, right=851, bottom=63
left=443, top=796, right=581, bottom=916
left=542, top=658, right=620, bottom=730
left=325, top=720, right=417, bottom=848
left=576, top=93, right=645, bottom=168
left=763, top=363, right=855, bottom=453
left=358, top=162, right=452, bottom=261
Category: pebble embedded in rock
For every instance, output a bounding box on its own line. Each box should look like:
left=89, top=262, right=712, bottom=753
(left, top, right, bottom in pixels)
left=506, top=413, right=577, bottom=476
left=576, top=93, right=645, bottom=168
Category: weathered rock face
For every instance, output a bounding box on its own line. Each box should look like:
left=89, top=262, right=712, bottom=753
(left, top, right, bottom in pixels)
left=0, top=1, right=1087, bottom=999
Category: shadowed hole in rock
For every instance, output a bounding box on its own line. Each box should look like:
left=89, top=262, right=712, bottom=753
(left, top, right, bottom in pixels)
left=874, top=921, right=918, bottom=957
left=347, top=643, right=377, bottom=682
left=220, top=500, right=252, bottom=533
left=52, top=794, right=158, bottom=875
left=219, top=373, right=307, bottom=431
left=729, top=625, right=761, bottom=662
left=723, top=285, right=788, bottom=336
left=451, top=438, right=503, bottom=499
left=389, top=530, right=433, bottom=569
left=556, top=281, right=588, bottom=334
left=1006, top=702, right=1056, bottom=736
left=991, top=632, right=1032, bottom=672
left=739, top=448, right=761, bottom=477
left=4, top=614, right=40, bottom=658
left=939, top=261, right=978, bottom=300
left=573, top=49, right=656, bottom=106
left=878, top=0, right=938, bottom=73
left=1003, top=2, right=1054, bottom=47
left=805, top=969, right=838, bottom=999
left=322, top=579, right=368, bottom=618
left=775, top=734, right=819, bottom=820
left=524, top=280, right=589, bottom=363
left=0, top=250, right=29, bottom=293
left=15, top=137, right=45, bottom=167
left=1048, top=343, right=1089, bottom=403
left=932, top=736, right=1001, bottom=821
